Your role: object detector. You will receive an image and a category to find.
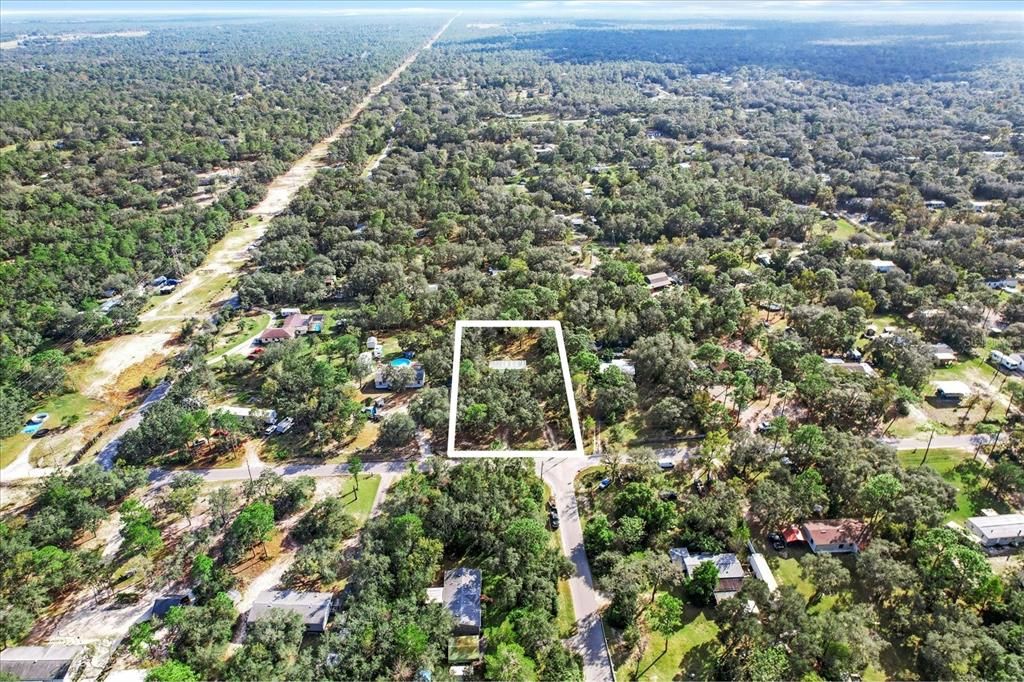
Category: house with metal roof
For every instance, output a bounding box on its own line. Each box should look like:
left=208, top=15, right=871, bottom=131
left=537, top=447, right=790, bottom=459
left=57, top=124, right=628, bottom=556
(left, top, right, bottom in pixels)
left=966, top=513, right=1024, bottom=547
left=645, top=271, right=673, bottom=291
left=0, top=645, right=83, bottom=682
left=669, top=548, right=746, bottom=602
left=248, top=590, right=333, bottom=633
left=443, top=568, right=482, bottom=636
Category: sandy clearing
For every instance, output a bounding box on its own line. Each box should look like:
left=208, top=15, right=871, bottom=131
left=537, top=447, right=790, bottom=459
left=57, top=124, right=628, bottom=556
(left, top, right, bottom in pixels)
left=81, top=333, right=175, bottom=399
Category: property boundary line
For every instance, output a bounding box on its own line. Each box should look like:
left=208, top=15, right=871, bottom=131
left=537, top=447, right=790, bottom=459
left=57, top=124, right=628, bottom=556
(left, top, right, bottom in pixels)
left=447, top=320, right=585, bottom=458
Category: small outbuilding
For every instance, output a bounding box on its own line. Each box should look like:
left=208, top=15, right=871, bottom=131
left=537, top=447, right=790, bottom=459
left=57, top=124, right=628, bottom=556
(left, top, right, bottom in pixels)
left=748, top=553, right=778, bottom=593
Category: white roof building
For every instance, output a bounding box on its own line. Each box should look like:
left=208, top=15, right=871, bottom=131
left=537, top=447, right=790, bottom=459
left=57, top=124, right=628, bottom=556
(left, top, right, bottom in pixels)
left=748, top=552, right=778, bottom=593
left=488, top=360, right=527, bottom=371
left=966, top=513, right=1024, bottom=547
left=933, top=380, right=971, bottom=400
left=599, top=358, right=636, bottom=377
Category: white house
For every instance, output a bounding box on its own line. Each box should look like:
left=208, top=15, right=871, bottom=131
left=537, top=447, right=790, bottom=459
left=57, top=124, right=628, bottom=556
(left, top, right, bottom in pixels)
left=867, top=259, right=897, bottom=273
left=966, top=513, right=1024, bottom=547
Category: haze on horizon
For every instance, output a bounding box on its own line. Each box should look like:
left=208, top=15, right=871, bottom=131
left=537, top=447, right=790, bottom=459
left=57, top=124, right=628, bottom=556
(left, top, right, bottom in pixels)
left=2, top=0, right=1022, bottom=23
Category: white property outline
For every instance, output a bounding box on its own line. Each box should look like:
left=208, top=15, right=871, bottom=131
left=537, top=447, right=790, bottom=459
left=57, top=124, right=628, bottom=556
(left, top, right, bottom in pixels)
left=447, top=320, right=585, bottom=458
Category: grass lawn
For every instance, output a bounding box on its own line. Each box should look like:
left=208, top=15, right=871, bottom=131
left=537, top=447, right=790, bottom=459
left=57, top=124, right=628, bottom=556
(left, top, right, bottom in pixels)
left=556, top=580, right=575, bottom=637
left=339, top=474, right=381, bottom=525
left=206, top=313, right=271, bottom=361
left=1, top=392, right=108, bottom=468
left=614, top=607, right=720, bottom=682
left=897, top=448, right=1010, bottom=523
left=772, top=554, right=844, bottom=614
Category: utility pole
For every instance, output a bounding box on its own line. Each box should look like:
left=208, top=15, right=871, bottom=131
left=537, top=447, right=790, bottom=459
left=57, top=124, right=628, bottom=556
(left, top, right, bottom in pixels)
left=920, top=427, right=935, bottom=467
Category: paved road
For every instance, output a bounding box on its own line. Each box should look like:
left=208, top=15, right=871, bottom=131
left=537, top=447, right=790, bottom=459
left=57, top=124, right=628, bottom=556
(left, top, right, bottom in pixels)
left=96, top=380, right=173, bottom=469
left=542, top=457, right=615, bottom=681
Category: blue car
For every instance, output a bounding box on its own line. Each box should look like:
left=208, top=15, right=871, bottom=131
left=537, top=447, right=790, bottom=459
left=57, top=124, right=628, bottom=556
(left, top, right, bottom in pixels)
left=598, top=478, right=611, bottom=491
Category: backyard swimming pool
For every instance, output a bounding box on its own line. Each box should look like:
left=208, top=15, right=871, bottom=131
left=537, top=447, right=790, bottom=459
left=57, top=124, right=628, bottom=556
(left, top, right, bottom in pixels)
left=390, top=357, right=412, bottom=367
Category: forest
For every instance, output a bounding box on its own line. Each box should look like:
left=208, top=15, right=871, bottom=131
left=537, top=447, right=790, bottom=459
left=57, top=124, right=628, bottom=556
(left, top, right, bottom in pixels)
left=2, top=10, right=1023, bottom=682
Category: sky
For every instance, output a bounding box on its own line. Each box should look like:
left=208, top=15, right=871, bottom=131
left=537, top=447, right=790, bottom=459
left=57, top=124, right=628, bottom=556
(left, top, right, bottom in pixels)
left=2, top=0, right=1023, bottom=21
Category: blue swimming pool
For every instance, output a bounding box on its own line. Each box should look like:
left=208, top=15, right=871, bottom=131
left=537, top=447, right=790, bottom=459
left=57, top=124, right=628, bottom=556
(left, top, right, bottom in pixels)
left=390, top=357, right=412, bottom=367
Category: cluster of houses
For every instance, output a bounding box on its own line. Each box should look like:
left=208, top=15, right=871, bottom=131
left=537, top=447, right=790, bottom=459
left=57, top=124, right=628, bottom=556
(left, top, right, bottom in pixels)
left=0, top=571, right=486, bottom=682
left=258, top=308, right=325, bottom=344
left=666, top=519, right=872, bottom=606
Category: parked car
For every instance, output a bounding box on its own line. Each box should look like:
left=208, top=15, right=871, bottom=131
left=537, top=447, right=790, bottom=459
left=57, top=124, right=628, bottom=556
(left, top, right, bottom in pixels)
left=28, top=412, right=49, bottom=424
left=757, top=420, right=772, bottom=433
left=657, top=458, right=674, bottom=471
left=597, top=478, right=611, bottom=491
left=767, top=532, right=785, bottom=551
left=548, top=511, right=560, bottom=530
left=658, top=490, right=678, bottom=501
left=264, top=424, right=277, bottom=436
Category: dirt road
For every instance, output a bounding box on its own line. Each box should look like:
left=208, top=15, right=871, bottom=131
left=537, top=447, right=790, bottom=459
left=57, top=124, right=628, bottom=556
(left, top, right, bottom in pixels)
left=5, top=17, right=456, bottom=479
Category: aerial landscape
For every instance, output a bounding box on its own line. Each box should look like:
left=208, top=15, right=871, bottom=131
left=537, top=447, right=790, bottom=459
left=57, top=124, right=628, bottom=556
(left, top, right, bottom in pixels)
left=1, top=0, right=1023, bottom=680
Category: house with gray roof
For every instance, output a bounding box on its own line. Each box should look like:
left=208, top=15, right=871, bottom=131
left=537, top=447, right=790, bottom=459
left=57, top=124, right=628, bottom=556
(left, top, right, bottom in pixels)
left=0, top=645, right=83, bottom=682
left=443, top=568, right=482, bottom=636
left=248, top=590, right=332, bottom=633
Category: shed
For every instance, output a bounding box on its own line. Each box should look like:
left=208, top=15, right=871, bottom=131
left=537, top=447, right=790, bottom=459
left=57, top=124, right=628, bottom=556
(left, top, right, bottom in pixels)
left=248, top=590, right=332, bottom=633
left=929, top=344, right=957, bottom=367
left=0, top=645, right=82, bottom=682
left=443, top=568, right=482, bottom=636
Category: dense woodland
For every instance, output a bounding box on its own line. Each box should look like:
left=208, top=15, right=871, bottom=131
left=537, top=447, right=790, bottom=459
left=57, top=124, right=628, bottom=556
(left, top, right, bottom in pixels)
left=0, top=18, right=436, bottom=435
left=2, top=13, right=1024, bottom=682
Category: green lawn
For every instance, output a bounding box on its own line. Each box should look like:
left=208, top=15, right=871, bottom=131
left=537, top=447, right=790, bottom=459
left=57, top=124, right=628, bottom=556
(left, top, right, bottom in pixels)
left=556, top=580, right=575, bottom=638
left=206, top=313, right=271, bottom=362
left=772, top=554, right=844, bottom=614
left=1, top=391, right=107, bottom=469
left=615, top=607, right=720, bottom=682
left=897, top=448, right=1010, bottom=523
left=340, top=474, right=382, bottom=526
